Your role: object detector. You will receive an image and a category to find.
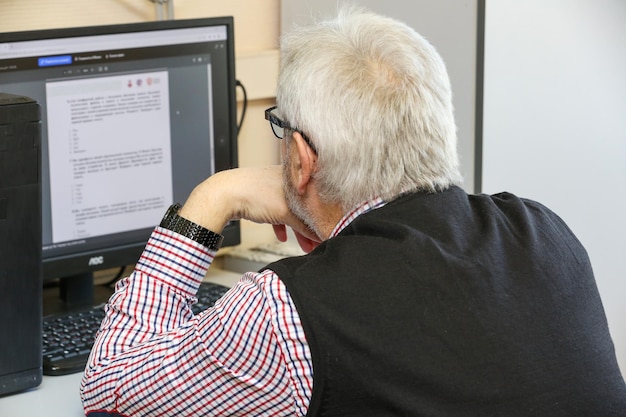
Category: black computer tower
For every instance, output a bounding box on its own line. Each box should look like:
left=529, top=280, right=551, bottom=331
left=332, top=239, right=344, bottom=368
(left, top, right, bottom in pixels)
left=0, top=93, right=42, bottom=395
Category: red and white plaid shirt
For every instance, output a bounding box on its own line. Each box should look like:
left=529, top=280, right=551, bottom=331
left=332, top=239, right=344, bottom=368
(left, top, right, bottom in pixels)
left=80, top=198, right=384, bottom=416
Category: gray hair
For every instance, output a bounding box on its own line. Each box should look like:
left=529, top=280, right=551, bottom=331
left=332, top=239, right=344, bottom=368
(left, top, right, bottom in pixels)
left=277, top=6, right=462, bottom=211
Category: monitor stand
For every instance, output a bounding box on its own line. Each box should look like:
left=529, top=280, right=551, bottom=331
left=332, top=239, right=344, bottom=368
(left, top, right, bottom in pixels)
left=59, top=273, right=94, bottom=308
left=43, top=272, right=116, bottom=316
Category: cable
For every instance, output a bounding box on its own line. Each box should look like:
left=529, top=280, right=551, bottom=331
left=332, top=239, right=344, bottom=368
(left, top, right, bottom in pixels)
left=236, top=79, right=247, bottom=138
left=103, top=265, right=127, bottom=288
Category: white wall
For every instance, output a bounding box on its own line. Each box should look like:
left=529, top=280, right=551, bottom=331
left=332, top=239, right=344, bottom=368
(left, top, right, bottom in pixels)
left=482, top=0, right=626, bottom=373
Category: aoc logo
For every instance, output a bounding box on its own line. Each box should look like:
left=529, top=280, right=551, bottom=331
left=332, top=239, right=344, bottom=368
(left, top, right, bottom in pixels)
left=88, top=256, right=104, bottom=266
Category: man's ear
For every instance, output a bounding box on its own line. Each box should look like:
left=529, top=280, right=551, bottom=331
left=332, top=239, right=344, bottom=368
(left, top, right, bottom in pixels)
left=291, top=131, right=317, bottom=195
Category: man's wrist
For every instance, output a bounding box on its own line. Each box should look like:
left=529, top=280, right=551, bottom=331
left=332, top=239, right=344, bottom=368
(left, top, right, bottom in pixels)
left=178, top=172, right=234, bottom=234
left=160, top=203, right=224, bottom=250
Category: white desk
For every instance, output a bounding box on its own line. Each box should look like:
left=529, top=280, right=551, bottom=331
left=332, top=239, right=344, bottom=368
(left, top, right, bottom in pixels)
left=0, top=267, right=242, bottom=416
left=0, top=373, right=84, bottom=415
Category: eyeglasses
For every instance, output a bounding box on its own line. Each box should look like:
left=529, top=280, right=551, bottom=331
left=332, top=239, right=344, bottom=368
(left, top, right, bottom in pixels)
left=264, top=106, right=317, bottom=154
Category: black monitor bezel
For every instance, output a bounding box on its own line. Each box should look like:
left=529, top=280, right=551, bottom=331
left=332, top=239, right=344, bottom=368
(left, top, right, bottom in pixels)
left=1, top=17, right=240, bottom=284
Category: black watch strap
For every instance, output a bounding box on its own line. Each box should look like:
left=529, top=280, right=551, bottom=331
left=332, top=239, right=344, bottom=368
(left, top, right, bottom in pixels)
left=159, top=203, right=224, bottom=250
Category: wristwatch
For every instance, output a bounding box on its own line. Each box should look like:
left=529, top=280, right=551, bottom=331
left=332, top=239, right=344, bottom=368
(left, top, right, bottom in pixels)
left=159, top=203, right=224, bottom=250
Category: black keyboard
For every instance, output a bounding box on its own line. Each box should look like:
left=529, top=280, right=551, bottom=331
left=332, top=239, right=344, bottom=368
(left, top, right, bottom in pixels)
left=42, top=281, right=230, bottom=376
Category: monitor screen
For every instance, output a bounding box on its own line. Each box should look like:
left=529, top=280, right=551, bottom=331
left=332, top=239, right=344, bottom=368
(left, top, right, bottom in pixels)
left=0, top=17, right=240, bottom=305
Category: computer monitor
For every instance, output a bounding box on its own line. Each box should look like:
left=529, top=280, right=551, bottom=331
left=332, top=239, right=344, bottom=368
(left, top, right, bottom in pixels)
left=0, top=17, right=240, bottom=307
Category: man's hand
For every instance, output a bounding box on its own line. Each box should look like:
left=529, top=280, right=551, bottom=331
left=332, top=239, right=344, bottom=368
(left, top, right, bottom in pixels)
left=272, top=224, right=321, bottom=253
left=178, top=166, right=321, bottom=252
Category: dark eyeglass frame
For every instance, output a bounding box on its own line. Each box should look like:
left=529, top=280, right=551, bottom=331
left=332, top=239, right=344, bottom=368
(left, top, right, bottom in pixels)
left=264, top=106, right=317, bottom=154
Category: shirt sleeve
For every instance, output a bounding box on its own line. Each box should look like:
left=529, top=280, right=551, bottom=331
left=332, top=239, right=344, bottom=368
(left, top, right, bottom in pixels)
left=80, top=227, right=313, bottom=416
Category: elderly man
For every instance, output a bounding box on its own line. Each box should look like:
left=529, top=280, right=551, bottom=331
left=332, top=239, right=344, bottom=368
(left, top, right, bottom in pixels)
left=81, top=6, right=626, bottom=416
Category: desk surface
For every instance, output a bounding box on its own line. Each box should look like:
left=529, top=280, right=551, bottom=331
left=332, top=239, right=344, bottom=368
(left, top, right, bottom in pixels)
left=0, top=267, right=243, bottom=416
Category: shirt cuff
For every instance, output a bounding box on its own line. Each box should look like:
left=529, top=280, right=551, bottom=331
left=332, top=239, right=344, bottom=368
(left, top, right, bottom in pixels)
left=134, top=226, right=216, bottom=296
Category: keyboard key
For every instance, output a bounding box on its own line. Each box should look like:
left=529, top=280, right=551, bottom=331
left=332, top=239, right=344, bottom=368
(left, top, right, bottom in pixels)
left=42, top=281, right=229, bottom=375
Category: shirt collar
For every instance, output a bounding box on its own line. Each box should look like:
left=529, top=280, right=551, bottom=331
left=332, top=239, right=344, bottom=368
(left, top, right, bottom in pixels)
left=329, top=197, right=386, bottom=238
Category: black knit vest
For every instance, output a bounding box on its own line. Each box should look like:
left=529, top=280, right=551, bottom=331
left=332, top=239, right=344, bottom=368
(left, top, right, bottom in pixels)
left=268, top=187, right=626, bottom=417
